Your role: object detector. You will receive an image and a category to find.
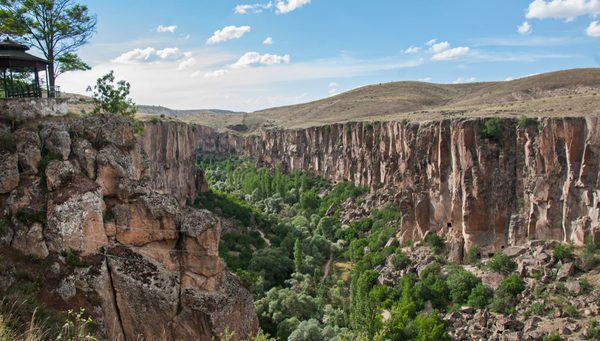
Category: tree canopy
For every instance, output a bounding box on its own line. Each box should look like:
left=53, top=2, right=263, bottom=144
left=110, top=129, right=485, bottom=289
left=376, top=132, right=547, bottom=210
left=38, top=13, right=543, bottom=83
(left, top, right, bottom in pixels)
left=0, top=0, right=97, bottom=86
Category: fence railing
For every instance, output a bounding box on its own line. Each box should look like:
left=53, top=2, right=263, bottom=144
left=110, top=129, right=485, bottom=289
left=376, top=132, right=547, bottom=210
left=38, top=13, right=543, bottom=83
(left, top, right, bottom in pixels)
left=0, top=85, right=61, bottom=98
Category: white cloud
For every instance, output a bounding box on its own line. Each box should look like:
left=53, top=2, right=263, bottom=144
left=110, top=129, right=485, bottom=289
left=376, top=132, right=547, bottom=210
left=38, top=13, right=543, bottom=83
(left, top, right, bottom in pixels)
left=404, top=45, right=421, bottom=54
left=206, top=26, right=251, bottom=44
left=429, top=41, right=450, bottom=53
left=518, top=21, right=533, bottom=35
left=111, top=47, right=185, bottom=64
left=263, top=37, right=274, bottom=44
left=418, top=77, right=432, bottom=82
left=425, top=39, right=437, bottom=46
left=453, top=77, right=476, bottom=84
left=230, top=52, right=290, bottom=68
left=205, top=69, right=228, bottom=77
left=505, top=76, right=514, bottom=81
left=329, top=88, right=338, bottom=94
left=586, top=20, right=600, bottom=36
left=157, top=25, right=177, bottom=33
left=184, top=52, right=192, bottom=58
left=526, top=0, right=600, bottom=22
left=276, top=0, right=310, bottom=13
left=235, top=2, right=273, bottom=13
left=177, top=58, right=196, bottom=70
left=329, top=82, right=338, bottom=86
left=431, top=47, right=470, bottom=61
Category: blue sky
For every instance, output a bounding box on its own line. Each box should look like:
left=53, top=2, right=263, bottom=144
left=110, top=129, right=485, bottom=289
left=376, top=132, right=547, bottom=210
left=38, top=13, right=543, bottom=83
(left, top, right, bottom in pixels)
left=57, top=0, right=600, bottom=111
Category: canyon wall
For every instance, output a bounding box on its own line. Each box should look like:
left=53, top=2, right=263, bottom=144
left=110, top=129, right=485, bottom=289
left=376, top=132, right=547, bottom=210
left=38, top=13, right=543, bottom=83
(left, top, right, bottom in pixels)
left=195, top=117, right=600, bottom=252
left=139, top=121, right=198, bottom=201
left=0, top=114, right=258, bottom=341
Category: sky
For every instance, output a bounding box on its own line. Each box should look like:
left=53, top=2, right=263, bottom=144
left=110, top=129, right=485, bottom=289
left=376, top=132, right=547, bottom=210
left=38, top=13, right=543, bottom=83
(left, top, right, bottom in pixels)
left=52, top=0, right=600, bottom=112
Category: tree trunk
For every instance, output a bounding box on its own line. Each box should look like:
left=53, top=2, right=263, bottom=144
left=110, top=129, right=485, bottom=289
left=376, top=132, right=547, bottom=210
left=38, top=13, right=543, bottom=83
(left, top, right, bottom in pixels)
left=48, top=61, right=55, bottom=89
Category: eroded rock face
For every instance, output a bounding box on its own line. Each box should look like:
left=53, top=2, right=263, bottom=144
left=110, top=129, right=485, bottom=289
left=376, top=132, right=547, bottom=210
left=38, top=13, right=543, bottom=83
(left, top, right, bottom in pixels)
left=139, top=121, right=198, bottom=200
left=198, top=117, right=600, bottom=252
left=1, top=113, right=258, bottom=341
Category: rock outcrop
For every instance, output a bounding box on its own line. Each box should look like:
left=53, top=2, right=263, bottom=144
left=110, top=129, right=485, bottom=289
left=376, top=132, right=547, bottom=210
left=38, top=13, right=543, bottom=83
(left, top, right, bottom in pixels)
left=139, top=121, right=199, bottom=201
left=0, top=114, right=258, bottom=341
left=196, top=117, right=600, bottom=253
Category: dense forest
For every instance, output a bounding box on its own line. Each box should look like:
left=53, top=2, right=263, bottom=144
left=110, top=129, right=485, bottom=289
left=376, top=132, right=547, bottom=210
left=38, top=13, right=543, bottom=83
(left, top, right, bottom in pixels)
left=193, top=155, right=590, bottom=341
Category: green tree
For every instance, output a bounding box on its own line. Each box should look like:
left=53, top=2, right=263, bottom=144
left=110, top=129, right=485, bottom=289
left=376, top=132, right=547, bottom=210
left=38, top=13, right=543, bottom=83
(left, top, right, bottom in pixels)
left=301, top=191, right=319, bottom=211
left=87, top=70, right=144, bottom=134
left=0, top=0, right=97, bottom=87
left=294, top=238, right=304, bottom=273
left=446, top=267, right=480, bottom=304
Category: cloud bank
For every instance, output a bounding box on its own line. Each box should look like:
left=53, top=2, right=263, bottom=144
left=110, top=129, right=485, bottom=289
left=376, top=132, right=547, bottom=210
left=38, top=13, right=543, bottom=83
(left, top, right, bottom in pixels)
left=112, top=47, right=186, bottom=64
left=526, top=0, right=600, bottom=22
left=157, top=25, right=177, bottom=33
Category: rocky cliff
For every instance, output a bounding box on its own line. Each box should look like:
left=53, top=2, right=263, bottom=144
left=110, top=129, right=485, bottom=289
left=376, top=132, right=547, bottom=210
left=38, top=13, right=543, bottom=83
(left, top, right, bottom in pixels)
left=194, top=117, right=600, bottom=253
left=0, top=113, right=258, bottom=341
left=139, top=121, right=198, bottom=202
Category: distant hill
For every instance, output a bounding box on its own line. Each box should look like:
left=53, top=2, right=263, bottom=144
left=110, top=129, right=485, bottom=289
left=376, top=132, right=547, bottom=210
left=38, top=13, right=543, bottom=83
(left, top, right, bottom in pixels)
left=180, top=68, right=600, bottom=133
left=137, top=105, right=244, bottom=117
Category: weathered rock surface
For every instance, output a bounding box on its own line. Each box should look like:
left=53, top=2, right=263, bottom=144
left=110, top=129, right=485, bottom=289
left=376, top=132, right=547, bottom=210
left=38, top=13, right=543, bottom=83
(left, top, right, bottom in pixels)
left=197, top=117, right=600, bottom=252
left=0, top=113, right=258, bottom=340
left=139, top=121, right=198, bottom=200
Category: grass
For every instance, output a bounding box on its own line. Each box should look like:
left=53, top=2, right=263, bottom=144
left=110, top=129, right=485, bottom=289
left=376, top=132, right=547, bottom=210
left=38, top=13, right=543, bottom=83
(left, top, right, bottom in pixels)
left=0, top=133, right=19, bottom=153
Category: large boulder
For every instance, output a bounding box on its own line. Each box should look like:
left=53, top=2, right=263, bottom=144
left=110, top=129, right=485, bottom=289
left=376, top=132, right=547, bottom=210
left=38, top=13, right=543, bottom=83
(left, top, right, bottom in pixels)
left=0, top=151, right=19, bottom=194
left=15, top=128, right=41, bottom=175
left=45, top=177, right=107, bottom=255
left=71, top=138, right=97, bottom=179
left=45, top=160, right=80, bottom=191
left=41, top=125, right=71, bottom=160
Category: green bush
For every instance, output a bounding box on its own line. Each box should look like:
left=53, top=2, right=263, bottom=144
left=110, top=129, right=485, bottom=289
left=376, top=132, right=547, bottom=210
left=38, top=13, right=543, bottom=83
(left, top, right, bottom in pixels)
left=426, top=234, right=444, bottom=248
left=480, top=117, right=504, bottom=142
left=447, top=267, right=481, bottom=304
left=490, top=286, right=515, bottom=315
left=364, top=122, right=373, bottom=130
left=467, top=283, right=492, bottom=309
left=531, top=302, right=545, bottom=315
left=346, top=127, right=351, bottom=136
left=401, top=118, right=409, bottom=126
left=518, top=115, right=538, bottom=128
left=324, top=125, right=330, bottom=134
left=487, top=253, right=516, bottom=273
left=391, top=252, right=409, bottom=270
left=553, top=243, right=574, bottom=261
left=466, top=245, right=478, bottom=264
left=517, top=198, right=525, bottom=208
left=500, top=275, right=525, bottom=295
left=191, top=124, right=197, bottom=132
left=150, top=116, right=159, bottom=124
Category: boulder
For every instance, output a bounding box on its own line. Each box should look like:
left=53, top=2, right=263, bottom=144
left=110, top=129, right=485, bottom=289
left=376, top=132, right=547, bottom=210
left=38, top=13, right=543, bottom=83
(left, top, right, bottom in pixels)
left=556, top=262, right=575, bottom=281
left=179, top=208, right=224, bottom=277
left=45, top=160, right=80, bottom=191
left=503, top=246, right=527, bottom=257
left=482, top=272, right=505, bottom=290
left=326, top=203, right=340, bottom=216
left=565, top=281, right=581, bottom=295
left=0, top=151, right=19, bottom=194
left=15, top=129, right=41, bottom=175
left=42, top=126, right=71, bottom=160
left=10, top=222, right=49, bottom=258
left=71, top=138, right=97, bottom=179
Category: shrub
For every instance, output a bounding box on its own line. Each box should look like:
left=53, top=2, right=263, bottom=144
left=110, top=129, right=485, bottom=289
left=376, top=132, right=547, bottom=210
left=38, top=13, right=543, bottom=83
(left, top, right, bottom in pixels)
left=553, top=243, right=574, bottom=261
left=480, top=117, right=504, bottom=142
left=467, top=283, right=492, bottom=309
left=426, top=234, right=444, bottom=248
left=160, top=114, right=165, bottom=118
left=404, top=240, right=414, bottom=248
left=447, top=268, right=481, bottom=304
left=391, top=252, right=409, bottom=270
left=518, top=115, right=537, bottom=128
left=531, top=302, right=545, bottom=315
left=0, top=132, right=19, bottom=152
left=564, top=304, right=579, bottom=317
left=517, top=198, right=525, bottom=208
left=364, top=122, right=373, bottom=130
left=150, top=116, right=159, bottom=124
left=487, top=253, right=516, bottom=273
left=324, top=125, right=330, bottom=134
left=346, top=128, right=351, bottom=136
left=37, top=149, right=62, bottom=172
left=490, top=286, right=515, bottom=315
left=500, top=275, right=525, bottom=295
left=191, top=124, right=197, bottom=132
left=466, top=245, right=478, bottom=264
left=401, top=118, right=409, bottom=126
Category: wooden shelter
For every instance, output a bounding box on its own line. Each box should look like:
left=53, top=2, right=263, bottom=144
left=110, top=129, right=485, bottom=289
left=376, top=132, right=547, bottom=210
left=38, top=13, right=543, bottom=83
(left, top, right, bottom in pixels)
left=0, top=38, right=55, bottom=98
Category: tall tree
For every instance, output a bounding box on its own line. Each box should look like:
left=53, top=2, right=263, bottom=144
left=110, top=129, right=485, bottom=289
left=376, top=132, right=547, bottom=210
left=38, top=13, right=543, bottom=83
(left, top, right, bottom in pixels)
left=0, top=0, right=97, bottom=87
left=293, top=238, right=303, bottom=273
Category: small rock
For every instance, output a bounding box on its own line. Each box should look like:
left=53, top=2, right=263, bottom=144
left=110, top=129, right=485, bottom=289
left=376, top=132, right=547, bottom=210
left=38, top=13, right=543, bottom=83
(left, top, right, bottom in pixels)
left=558, top=325, right=571, bottom=335
left=503, top=246, right=527, bottom=257
left=460, top=306, right=474, bottom=314
left=565, top=281, right=581, bottom=296
left=325, top=203, right=340, bottom=216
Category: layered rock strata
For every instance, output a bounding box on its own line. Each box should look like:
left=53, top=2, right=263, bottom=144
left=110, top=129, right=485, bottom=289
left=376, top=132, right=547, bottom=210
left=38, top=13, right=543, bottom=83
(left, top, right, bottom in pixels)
left=0, top=114, right=258, bottom=341
left=195, top=117, right=600, bottom=252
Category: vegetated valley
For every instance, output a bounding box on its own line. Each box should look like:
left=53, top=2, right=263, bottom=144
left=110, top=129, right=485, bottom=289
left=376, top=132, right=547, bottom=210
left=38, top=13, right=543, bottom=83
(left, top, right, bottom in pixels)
left=193, top=152, right=600, bottom=341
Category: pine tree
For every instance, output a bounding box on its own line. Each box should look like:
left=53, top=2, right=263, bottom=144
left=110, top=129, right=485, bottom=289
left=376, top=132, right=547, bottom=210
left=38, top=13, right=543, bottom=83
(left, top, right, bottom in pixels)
left=294, top=239, right=304, bottom=273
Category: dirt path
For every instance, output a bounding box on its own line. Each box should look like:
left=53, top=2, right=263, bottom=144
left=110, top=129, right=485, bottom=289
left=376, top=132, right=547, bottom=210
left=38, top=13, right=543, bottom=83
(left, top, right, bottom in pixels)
left=258, top=230, right=271, bottom=247
left=322, top=255, right=333, bottom=281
